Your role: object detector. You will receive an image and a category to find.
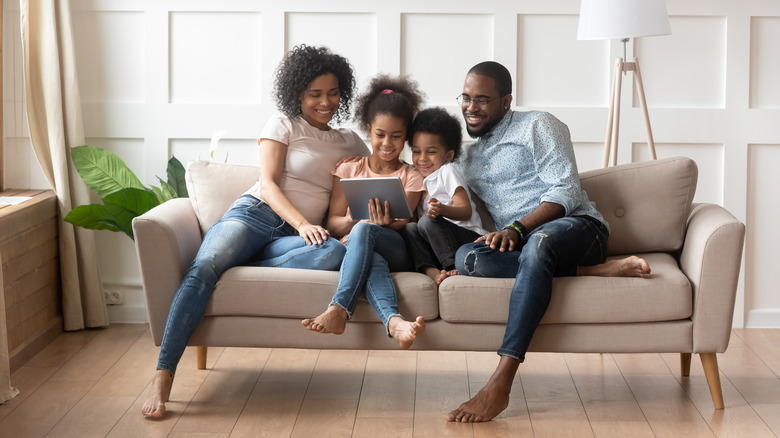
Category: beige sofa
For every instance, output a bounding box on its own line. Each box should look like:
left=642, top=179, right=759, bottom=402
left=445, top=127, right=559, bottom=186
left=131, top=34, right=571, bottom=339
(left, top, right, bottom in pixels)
left=132, top=156, right=745, bottom=410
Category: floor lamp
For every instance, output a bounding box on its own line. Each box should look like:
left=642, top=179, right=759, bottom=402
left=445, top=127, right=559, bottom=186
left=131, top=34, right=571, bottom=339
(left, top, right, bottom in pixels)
left=577, top=0, right=671, bottom=168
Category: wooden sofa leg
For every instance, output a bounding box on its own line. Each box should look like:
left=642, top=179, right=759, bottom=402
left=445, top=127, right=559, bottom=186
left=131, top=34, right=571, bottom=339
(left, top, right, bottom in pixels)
left=680, top=353, right=692, bottom=376
left=700, top=353, right=725, bottom=410
left=196, top=346, right=208, bottom=370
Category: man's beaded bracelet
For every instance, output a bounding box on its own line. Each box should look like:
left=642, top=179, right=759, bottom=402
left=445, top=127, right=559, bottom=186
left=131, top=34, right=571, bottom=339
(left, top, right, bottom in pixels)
left=503, top=221, right=528, bottom=239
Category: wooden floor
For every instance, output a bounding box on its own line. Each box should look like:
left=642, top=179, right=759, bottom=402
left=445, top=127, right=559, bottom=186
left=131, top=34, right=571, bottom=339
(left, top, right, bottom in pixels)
left=1, top=325, right=779, bottom=437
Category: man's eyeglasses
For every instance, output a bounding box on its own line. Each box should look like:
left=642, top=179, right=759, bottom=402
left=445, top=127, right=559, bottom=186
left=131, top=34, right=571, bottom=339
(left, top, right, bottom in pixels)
left=456, top=94, right=499, bottom=108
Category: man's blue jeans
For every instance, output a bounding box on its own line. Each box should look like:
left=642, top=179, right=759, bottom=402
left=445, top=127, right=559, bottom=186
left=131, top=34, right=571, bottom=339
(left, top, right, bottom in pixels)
left=157, top=195, right=346, bottom=376
left=455, top=215, right=608, bottom=361
left=330, top=222, right=412, bottom=334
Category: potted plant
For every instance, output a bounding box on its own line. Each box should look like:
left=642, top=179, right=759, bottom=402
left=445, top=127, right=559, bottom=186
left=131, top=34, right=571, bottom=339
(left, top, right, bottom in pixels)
left=65, top=145, right=188, bottom=240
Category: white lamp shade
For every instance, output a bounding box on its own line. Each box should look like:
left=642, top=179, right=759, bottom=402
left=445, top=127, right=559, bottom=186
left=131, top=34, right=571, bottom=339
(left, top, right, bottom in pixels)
left=577, top=0, right=671, bottom=40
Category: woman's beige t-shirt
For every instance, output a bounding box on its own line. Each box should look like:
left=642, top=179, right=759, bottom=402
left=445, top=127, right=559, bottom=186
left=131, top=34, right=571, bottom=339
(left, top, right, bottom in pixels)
left=246, top=112, right=369, bottom=226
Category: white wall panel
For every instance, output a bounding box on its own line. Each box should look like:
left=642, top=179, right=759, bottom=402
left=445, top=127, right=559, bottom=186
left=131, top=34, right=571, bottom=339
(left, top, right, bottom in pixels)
left=750, top=17, right=780, bottom=109
left=746, top=144, right=780, bottom=326
left=633, top=142, right=724, bottom=205
left=286, top=13, right=378, bottom=93
left=573, top=142, right=604, bottom=173
left=72, top=11, right=146, bottom=103
left=169, top=12, right=263, bottom=104
left=169, top=138, right=259, bottom=168
left=402, top=14, right=493, bottom=106
left=637, top=16, right=727, bottom=109
left=518, top=14, right=608, bottom=108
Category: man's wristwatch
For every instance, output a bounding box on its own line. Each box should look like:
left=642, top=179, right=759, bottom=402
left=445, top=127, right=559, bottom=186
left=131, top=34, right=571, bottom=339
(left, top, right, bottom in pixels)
left=503, top=220, right=528, bottom=239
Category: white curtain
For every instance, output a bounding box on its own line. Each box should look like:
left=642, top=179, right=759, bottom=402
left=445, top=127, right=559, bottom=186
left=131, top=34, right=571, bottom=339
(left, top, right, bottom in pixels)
left=0, top=254, right=20, bottom=404
left=19, top=0, right=108, bottom=330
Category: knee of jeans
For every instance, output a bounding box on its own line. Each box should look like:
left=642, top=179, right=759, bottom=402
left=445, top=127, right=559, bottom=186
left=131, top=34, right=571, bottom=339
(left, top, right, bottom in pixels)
left=312, top=239, right=346, bottom=270
left=455, top=243, right=479, bottom=275
left=187, top=256, right=220, bottom=282
left=521, top=231, right=554, bottom=266
left=349, top=221, right=373, bottom=239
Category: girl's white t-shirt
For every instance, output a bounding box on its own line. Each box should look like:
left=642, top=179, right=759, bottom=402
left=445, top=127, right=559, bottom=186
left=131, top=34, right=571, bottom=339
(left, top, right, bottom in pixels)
left=246, top=112, right=369, bottom=226
left=422, top=162, right=488, bottom=235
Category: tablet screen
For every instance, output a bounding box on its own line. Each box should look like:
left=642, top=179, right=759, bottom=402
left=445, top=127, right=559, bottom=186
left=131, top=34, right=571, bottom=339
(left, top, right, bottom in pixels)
left=339, top=177, right=413, bottom=220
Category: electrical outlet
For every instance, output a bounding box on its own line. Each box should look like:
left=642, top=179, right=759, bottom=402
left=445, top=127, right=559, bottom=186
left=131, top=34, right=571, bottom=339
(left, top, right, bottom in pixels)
left=104, top=289, right=125, bottom=305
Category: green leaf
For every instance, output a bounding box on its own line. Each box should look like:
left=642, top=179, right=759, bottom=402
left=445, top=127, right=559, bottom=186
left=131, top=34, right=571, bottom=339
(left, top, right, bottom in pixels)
left=103, top=188, right=161, bottom=240
left=71, top=145, right=145, bottom=199
left=166, top=156, right=188, bottom=198
left=64, top=204, right=121, bottom=233
left=156, top=178, right=179, bottom=202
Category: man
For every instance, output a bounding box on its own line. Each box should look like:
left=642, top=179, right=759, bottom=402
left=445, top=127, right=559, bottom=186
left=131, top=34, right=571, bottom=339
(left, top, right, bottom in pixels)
left=446, top=61, right=650, bottom=423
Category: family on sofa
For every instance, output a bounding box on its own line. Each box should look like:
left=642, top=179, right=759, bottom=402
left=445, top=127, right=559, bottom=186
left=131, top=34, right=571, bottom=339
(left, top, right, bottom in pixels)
left=141, top=44, right=653, bottom=421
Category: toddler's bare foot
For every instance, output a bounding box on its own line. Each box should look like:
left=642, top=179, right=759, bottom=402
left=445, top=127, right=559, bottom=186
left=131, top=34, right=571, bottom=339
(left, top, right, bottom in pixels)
left=579, top=255, right=651, bottom=278
left=302, top=305, right=348, bottom=334
left=423, top=266, right=441, bottom=283
left=388, top=316, right=426, bottom=349
left=141, top=369, right=174, bottom=418
left=436, top=269, right=459, bottom=285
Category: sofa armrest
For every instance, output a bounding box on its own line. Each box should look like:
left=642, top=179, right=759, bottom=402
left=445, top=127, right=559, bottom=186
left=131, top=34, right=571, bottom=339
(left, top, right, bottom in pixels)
left=680, top=203, right=745, bottom=353
left=132, top=198, right=202, bottom=345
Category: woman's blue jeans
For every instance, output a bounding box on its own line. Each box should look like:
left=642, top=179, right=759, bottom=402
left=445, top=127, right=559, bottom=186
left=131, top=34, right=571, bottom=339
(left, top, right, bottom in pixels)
left=455, top=216, right=608, bottom=362
left=330, top=222, right=412, bottom=334
left=157, top=195, right=346, bottom=376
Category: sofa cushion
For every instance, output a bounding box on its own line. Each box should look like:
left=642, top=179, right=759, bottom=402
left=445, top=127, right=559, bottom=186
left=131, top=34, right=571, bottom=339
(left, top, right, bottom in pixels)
left=437, top=252, right=691, bottom=324
left=185, top=160, right=261, bottom=235
left=205, top=268, right=440, bottom=322
left=580, top=157, right=697, bottom=255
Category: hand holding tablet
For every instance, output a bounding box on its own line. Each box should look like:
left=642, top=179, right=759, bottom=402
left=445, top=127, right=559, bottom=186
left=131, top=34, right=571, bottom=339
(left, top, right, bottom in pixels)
left=339, top=177, right=413, bottom=220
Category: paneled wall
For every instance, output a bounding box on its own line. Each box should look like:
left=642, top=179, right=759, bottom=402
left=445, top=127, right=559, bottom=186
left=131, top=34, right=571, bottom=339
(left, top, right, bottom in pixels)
left=3, top=1, right=779, bottom=327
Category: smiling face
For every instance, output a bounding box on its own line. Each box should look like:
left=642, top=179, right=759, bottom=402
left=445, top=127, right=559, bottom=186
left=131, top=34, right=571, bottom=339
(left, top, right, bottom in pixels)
left=299, top=73, right=340, bottom=130
left=411, top=132, right=455, bottom=178
left=367, top=113, right=407, bottom=166
left=461, top=73, right=511, bottom=138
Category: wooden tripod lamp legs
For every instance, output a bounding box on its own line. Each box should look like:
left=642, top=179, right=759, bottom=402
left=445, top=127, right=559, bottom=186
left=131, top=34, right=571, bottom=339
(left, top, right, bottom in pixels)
left=602, top=57, right=658, bottom=168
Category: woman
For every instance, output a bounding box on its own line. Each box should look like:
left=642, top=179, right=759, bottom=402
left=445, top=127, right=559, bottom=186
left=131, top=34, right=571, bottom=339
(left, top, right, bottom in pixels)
left=142, top=45, right=369, bottom=418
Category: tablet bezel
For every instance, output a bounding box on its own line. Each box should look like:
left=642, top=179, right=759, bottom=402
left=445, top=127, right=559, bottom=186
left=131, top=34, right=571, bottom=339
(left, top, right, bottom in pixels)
left=339, top=177, right=414, bottom=220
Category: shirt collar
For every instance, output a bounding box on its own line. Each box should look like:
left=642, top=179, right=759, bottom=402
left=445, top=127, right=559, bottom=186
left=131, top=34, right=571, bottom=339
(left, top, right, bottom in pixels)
left=481, top=110, right=514, bottom=142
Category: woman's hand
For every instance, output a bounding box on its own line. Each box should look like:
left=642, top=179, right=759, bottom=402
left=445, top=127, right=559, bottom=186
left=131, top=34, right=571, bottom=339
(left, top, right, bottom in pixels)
left=475, top=229, right=519, bottom=252
left=367, top=198, right=394, bottom=226
left=297, top=224, right=330, bottom=245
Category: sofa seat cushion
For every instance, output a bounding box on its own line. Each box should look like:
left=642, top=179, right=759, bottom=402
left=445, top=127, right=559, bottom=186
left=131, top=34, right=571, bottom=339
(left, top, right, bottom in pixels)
left=205, top=268, right=439, bottom=322
left=437, top=252, right=691, bottom=324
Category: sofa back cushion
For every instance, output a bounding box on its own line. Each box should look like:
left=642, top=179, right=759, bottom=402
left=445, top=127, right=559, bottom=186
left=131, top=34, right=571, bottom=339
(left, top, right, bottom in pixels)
left=186, top=160, right=260, bottom=235
left=580, top=156, right=697, bottom=255
left=186, top=157, right=698, bottom=255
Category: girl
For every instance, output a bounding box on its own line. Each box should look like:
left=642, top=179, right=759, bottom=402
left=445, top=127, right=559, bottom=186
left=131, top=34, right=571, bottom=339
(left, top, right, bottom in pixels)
left=142, top=45, right=369, bottom=418
left=301, top=75, right=427, bottom=349
left=403, top=107, right=488, bottom=285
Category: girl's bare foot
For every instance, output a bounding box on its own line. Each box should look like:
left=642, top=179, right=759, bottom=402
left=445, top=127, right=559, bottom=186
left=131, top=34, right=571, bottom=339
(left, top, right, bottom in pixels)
left=141, top=369, right=174, bottom=418
left=579, top=255, right=651, bottom=278
left=436, top=269, right=459, bottom=285
left=388, top=316, right=426, bottom=349
left=423, top=266, right=441, bottom=283
left=301, top=305, right=348, bottom=334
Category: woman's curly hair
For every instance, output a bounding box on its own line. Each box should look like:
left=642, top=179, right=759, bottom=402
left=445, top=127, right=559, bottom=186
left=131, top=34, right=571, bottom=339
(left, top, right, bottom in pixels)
left=273, top=44, right=356, bottom=124
left=354, top=74, right=425, bottom=136
left=408, top=107, right=464, bottom=161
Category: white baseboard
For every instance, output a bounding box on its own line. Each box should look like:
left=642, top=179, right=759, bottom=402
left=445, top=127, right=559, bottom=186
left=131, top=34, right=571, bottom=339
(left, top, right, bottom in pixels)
left=106, top=304, right=148, bottom=324
left=745, top=309, right=780, bottom=328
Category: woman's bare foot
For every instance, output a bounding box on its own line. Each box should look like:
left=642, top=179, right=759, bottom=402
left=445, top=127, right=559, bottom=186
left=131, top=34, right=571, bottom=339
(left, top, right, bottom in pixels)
left=388, top=316, right=426, bottom=349
left=141, top=369, right=174, bottom=418
left=436, top=269, right=459, bottom=285
left=301, top=305, right=348, bottom=334
left=579, top=255, right=651, bottom=278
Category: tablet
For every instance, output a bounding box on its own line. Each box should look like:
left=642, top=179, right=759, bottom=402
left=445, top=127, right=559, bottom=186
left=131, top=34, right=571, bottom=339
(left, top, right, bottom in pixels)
left=339, top=177, right=413, bottom=220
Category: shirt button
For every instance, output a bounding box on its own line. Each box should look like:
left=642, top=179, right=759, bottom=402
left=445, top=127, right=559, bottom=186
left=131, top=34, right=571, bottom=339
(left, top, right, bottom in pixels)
left=489, top=184, right=493, bottom=187
left=495, top=205, right=500, bottom=209
left=484, top=165, right=488, bottom=169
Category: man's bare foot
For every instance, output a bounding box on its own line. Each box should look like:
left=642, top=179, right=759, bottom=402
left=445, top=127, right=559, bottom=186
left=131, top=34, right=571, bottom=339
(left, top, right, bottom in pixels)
left=579, top=255, right=651, bottom=278
left=436, top=269, right=459, bottom=285
left=388, top=316, right=425, bottom=349
left=446, top=356, right=519, bottom=423
left=141, top=369, right=174, bottom=418
left=301, top=305, right=348, bottom=334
